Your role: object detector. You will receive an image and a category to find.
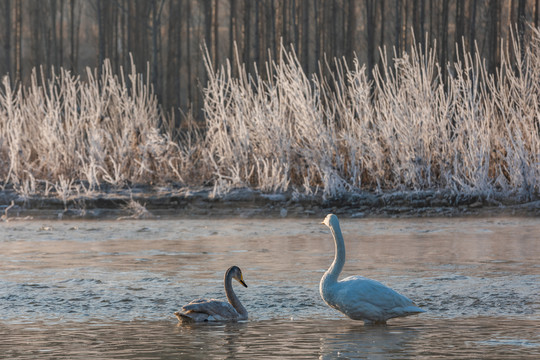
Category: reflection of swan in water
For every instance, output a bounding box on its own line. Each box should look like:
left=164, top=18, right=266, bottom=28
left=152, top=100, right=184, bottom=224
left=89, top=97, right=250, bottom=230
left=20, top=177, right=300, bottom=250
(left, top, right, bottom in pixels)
left=320, top=214, right=425, bottom=324
left=319, top=321, right=420, bottom=359
left=175, top=266, right=248, bottom=323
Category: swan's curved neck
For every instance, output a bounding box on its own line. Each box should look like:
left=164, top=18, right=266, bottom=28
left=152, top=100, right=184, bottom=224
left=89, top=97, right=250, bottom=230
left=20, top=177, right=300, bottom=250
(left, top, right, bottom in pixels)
left=224, top=270, right=247, bottom=316
left=325, top=220, right=346, bottom=282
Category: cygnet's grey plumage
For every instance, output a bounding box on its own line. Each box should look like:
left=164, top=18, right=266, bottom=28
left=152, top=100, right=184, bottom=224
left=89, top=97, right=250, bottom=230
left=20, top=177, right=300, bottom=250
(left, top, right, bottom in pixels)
left=175, top=266, right=248, bottom=323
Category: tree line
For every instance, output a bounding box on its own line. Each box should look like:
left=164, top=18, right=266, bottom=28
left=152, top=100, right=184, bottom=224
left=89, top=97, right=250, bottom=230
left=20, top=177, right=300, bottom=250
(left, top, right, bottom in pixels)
left=0, top=0, right=539, bottom=121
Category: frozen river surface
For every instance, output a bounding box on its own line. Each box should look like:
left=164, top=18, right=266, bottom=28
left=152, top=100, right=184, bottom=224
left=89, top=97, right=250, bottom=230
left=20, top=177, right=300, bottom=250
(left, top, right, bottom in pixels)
left=1, top=216, right=539, bottom=358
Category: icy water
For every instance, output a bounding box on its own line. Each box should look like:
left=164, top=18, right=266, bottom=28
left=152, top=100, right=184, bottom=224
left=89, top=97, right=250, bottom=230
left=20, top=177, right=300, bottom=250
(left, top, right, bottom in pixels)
left=0, top=216, right=539, bottom=359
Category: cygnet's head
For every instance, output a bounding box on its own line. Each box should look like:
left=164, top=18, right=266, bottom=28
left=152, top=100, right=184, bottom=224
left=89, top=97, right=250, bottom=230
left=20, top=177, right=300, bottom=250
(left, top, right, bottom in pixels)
left=228, top=265, right=248, bottom=288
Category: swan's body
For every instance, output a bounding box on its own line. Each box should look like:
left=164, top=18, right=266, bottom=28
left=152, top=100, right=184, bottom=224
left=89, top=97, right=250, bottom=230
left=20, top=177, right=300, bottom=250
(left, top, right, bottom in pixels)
left=320, top=214, right=425, bottom=324
left=174, top=266, right=248, bottom=323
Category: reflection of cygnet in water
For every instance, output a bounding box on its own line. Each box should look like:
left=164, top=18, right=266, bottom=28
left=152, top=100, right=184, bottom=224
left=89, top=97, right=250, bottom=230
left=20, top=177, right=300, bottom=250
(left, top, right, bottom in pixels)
left=175, top=266, right=248, bottom=323
left=320, top=214, right=425, bottom=324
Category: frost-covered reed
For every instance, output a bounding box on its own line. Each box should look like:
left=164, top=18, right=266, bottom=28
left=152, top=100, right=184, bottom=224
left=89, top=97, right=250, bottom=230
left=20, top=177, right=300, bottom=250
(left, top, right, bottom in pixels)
left=204, top=28, right=539, bottom=199
left=0, top=58, right=201, bottom=200
left=0, top=29, right=538, bottom=201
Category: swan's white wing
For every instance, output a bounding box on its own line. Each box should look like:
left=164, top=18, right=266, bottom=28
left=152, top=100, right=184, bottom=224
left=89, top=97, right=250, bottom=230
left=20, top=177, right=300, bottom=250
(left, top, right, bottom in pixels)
left=334, top=276, right=423, bottom=322
left=180, top=298, right=240, bottom=321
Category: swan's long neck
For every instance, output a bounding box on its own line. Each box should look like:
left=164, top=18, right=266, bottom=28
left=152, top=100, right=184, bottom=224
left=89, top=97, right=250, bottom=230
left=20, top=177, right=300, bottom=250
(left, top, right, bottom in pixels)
left=324, top=219, right=346, bottom=283
left=224, top=270, right=247, bottom=317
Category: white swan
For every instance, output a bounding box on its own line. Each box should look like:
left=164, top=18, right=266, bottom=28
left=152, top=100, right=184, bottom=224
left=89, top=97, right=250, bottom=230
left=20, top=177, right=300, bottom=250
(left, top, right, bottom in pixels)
left=320, top=214, right=425, bottom=324
left=174, top=266, right=248, bottom=323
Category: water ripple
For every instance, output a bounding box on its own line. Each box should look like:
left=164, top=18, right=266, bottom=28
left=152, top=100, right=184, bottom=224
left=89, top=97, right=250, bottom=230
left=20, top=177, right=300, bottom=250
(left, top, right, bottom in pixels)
left=0, top=217, right=539, bottom=358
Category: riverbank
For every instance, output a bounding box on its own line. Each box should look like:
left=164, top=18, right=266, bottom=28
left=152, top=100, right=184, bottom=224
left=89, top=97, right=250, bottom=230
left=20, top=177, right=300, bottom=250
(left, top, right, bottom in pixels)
left=1, top=187, right=538, bottom=220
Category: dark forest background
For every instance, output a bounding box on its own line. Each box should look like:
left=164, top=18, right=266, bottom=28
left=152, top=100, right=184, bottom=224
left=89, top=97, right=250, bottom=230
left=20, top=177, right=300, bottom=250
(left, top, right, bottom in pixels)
left=0, top=0, right=539, bottom=121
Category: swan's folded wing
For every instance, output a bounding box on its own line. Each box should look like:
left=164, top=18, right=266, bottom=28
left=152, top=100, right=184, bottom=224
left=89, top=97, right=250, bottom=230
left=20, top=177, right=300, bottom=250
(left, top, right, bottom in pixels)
left=338, top=276, right=423, bottom=319
left=182, top=298, right=239, bottom=320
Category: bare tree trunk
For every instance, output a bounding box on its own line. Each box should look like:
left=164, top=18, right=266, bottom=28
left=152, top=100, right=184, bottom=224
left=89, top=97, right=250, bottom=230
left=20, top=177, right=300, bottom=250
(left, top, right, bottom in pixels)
left=517, top=0, right=526, bottom=61
left=127, top=1, right=150, bottom=74
left=469, top=0, right=477, bottom=56
left=50, top=0, right=57, bottom=68
left=109, top=2, right=117, bottom=72
left=345, top=0, right=355, bottom=60
left=119, top=0, right=126, bottom=68
left=331, top=0, right=338, bottom=56
left=97, top=0, right=105, bottom=72
left=366, top=0, right=375, bottom=79
left=440, top=0, right=449, bottom=67
left=127, top=0, right=133, bottom=69
left=14, top=0, right=21, bottom=83
left=293, top=0, right=299, bottom=53
left=69, top=0, right=76, bottom=71
left=212, top=0, right=218, bottom=67
left=75, top=0, right=81, bottom=71
left=254, top=0, right=260, bottom=69
left=325, top=1, right=332, bottom=58
left=186, top=0, right=192, bottom=104
left=59, top=0, right=64, bottom=67
left=257, top=0, right=267, bottom=73
left=379, top=0, right=385, bottom=57
left=534, top=0, right=540, bottom=28
left=455, top=0, right=465, bottom=56
left=410, top=0, right=424, bottom=46
left=315, top=0, right=320, bottom=62
left=428, top=0, right=433, bottom=42
left=281, top=0, right=287, bottom=47
left=412, top=0, right=418, bottom=41
left=202, top=0, right=212, bottom=62
left=30, top=1, right=42, bottom=72
left=273, top=0, right=280, bottom=53
left=151, top=0, right=161, bottom=98
left=265, top=0, right=273, bottom=59
left=395, top=0, right=401, bottom=55
left=166, top=0, right=179, bottom=113
left=301, top=0, right=309, bottom=72
left=402, top=0, right=408, bottom=51
left=419, top=0, right=424, bottom=46
left=229, top=0, right=236, bottom=63
left=4, top=0, right=11, bottom=80
left=243, top=0, right=251, bottom=66
left=488, top=0, right=500, bottom=74
left=69, top=0, right=80, bottom=71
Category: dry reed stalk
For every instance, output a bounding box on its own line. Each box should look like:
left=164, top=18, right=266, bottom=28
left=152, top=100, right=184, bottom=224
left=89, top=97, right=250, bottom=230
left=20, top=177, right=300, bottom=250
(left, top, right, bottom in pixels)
left=0, top=28, right=538, bottom=201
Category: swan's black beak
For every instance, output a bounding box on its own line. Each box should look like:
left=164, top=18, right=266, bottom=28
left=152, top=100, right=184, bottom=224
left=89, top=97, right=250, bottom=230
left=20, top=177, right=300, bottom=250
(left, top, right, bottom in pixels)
left=239, top=279, right=248, bottom=288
